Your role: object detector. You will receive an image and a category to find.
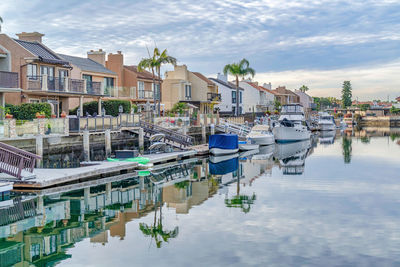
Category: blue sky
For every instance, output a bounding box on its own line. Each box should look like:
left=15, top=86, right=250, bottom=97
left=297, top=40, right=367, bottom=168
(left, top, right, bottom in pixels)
left=1, top=0, right=399, bottom=100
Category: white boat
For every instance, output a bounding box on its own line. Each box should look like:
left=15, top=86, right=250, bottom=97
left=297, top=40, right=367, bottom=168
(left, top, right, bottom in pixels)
left=272, top=104, right=311, bottom=142
left=247, top=124, right=275, bottom=145
left=209, top=147, right=239, bottom=155
left=318, top=112, right=336, bottom=131
left=238, top=141, right=259, bottom=151
left=210, top=153, right=239, bottom=164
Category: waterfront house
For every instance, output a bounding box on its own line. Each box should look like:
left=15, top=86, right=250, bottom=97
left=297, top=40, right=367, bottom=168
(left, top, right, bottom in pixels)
left=162, top=65, right=220, bottom=113
left=105, top=51, right=162, bottom=109
left=209, top=73, right=244, bottom=115
left=294, top=89, right=314, bottom=115
left=239, top=80, right=275, bottom=114
left=0, top=32, right=101, bottom=116
left=272, top=86, right=300, bottom=105
left=58, top=50, right=118, bottom=113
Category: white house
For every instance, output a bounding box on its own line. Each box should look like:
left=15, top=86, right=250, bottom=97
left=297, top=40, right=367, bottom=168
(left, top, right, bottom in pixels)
left=210, top=74, right=244, bottom=115
left=294, top=90, right=314, bottom=113
left=239, top=81, right=275, bottom=113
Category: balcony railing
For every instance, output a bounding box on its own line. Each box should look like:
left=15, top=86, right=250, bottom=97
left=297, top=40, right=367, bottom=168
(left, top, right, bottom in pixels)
left=27, top=75, right=99, bottom=94
left=138, top=90, right=153, bottom=99
left=0, top=71, right=19, bottom=89
left=207, top=92, right=221, bottom=102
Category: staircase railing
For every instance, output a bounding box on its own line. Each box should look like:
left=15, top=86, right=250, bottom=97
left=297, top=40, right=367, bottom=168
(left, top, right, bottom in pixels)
left=0, top=142, right=41, bottom=179
left=139, top=121, right=193, bottom=148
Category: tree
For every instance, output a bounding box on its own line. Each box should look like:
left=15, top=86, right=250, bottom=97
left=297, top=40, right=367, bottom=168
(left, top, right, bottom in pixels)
left=0, top=16, right=3, bottom=32
left=341, top=81, right=352, bottom=108
left=274, top=99, right=281, bottom=112
left=223, top=59, right=255, bottom=116
left=138, top=47, right=176, bottom=116
left=299, top=85, right=309, bottom=92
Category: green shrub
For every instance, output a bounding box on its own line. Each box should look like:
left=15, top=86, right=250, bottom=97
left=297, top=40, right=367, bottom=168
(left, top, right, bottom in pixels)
left=6, top=103, right=51, bottom=120
left=69, top=100, right=131, bottom=117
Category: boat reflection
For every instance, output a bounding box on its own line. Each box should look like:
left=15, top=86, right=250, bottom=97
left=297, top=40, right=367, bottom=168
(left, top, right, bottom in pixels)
left=319, top=130, right=336, bottom=145
left=274, top=140, right=311, bottom=175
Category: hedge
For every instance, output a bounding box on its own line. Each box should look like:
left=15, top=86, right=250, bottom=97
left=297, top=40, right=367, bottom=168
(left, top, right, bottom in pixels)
left=69, top=100, right=132, bottom=117
left=6, top=103, right=52, bottom=120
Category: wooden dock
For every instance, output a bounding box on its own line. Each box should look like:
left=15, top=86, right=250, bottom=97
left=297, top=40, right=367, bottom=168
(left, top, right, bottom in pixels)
left=189, top=144, right=209, bottom=156
left=8, top=150, right=196, bottom=189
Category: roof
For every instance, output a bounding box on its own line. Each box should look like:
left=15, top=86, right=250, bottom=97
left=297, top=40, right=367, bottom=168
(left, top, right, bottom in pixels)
left=0, top=48, right=7, bottom=55
left=209, top=78, right=244, bottom=91
left=58, top=54, right=116, bottom=75
left=272, top=86, right=298, bottom=96
left=124, top=65, right=161, bottom=81
left=246, top=82, right=276, bottom=95
left=14, top=39, right=69, bottom=65
left=193, top=72, right=215, bottom=86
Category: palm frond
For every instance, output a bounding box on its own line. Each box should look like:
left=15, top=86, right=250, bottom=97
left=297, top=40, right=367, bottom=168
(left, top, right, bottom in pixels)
left=0, top=17, right=3, bottom=23
left=239, top=58, right=250, bottom=69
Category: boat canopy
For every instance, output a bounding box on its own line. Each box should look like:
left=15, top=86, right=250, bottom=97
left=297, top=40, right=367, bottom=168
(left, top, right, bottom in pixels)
left=281, top=104, right=304, bottom=114
left=209, top=157, right=239, bottom=175
left=209, top=134, right=238, bottom=149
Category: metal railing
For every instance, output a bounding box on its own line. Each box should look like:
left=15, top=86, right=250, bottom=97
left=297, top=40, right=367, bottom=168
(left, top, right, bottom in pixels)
left=0, top=142, right=41, bottom=179
left=69, top=79, right=85, bottom=93
left=138, top=90, right=153, bottom=99
left=0, top=198, right=37, bottom=226
left=47, top=77, right=65, bottom=92
left=0, top=71, right=19, bottom=88
left=27, top=75, right=42, bottom=90
left=87, top=81, right=102, bottom=95
left=139, top=120, right=193, bottom=148
left=69, top=114, right=141, bottom=133
left=207, top=92, right=221, bottom=102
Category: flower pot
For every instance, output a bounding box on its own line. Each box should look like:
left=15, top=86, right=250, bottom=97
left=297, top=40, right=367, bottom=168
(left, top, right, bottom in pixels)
left=5, top=114, right=13, bottom=119
left=51, top=114, right=57, bottom=118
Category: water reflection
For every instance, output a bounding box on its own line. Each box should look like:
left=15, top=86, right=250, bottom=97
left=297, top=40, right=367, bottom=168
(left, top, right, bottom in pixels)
left=1, top=130, right=400, bottom=266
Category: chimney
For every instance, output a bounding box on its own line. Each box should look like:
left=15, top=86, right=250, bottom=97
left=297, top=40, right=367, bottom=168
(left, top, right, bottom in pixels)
left=16, top=32, right=44, bottom=43
left=87, top=49, right=106, bottom=66
left=106, top=51, right=124, bottom=87
left=217, top=73, right=227, bottom=82
left=263, top=82, right=272, bottom=90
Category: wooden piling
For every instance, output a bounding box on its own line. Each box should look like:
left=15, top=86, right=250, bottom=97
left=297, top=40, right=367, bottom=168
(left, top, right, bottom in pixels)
left=105, top=129, right=111, bottom=158
left=35, top=135, right=43, bottom=168
left=83, top=130, right=90, bottom=162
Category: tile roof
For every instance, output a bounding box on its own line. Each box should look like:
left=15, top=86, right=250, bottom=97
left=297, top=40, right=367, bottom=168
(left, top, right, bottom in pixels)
left=209, top=78, right=244, bottom=91
left=193, top=72, right=215, bottom=86
left=124, top=65, right=161, bottom=81
left=58, top=54, right=116, bottom=75
left=246, top=82, right=276, bottom=95
left=14, top=39, right=69, bottom=65
left=273, top=86, right=298, bottom=96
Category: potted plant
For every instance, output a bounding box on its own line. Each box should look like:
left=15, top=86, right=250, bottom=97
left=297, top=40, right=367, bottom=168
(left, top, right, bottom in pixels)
left=36, top=112, right=41, bottom=119
left=40, top=111, right=46, bottom=118
left=5, top=113, right=13, bottom=119
left=61, top=111, right=67, bottom=118
left=46, top=123, right=51, bottom=134
left=51, top=114, right=57, bottom=118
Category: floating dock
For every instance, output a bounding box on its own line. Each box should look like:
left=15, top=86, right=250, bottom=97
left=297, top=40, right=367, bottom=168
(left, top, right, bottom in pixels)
left=7, top=150, right=196, bottom=189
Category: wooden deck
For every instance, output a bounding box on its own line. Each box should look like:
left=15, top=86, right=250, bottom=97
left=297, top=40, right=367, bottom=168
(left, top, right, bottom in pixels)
left=189, top=144, right=209, bottom=156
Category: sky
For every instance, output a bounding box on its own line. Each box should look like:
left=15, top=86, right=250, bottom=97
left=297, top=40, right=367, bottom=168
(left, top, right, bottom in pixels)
left=0, top=0, right=399, bottom=100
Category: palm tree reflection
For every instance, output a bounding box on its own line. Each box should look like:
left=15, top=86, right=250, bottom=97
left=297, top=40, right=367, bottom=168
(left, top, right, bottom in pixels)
left=342, top=136, right=352, bottom=163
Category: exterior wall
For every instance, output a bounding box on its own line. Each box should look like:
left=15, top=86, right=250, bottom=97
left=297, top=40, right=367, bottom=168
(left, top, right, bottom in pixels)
left=294, top=90, right=313, bottom=110
left=161, top=79, right=183, bottom=110
left=106, top=52, right=124, bottom=87
left=212, top=80, right=243, bottom=113
left=188, top=72, right=208, bottom=102
left=239, top=81, right=259, bottom=113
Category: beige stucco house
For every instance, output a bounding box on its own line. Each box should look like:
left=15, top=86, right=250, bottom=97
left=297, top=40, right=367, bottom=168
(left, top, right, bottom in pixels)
left=162, top=65, right=220, bottom=113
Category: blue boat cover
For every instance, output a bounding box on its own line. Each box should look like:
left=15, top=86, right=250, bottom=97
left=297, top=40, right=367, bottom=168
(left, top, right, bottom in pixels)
left=209, top=157, right=239, bottom=175
left=209, top=134, right=238, bottom=149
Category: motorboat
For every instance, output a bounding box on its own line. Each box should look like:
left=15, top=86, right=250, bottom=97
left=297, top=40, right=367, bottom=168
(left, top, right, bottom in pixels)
left=246, top=124, right=275, bottom=145
left=274, top=140, right=311, bottom=175
left=209, top=134, right=239, bottom=155
left=238, top=140, right=259, bottom=151
left=318, top=112, right=336, bottom=131
left=272, top=104, right=311, bottom=142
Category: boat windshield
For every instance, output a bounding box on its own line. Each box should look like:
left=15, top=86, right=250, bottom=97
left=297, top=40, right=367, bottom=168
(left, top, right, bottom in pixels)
left=281, top=105, right=304, bottom=114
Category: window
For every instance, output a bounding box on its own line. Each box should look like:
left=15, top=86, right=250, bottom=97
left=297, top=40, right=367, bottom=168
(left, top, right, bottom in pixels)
left=29, top=99, right=40, bottom=103
left=239, top=91, right=242, bottom=104
left=104, top=77, right=114, bottom=95
left=83, top=74, right=93, bottom=90
left=59, top=69, right=68, bottom=79
left=40, top=66, right=54, bottom=77
left=239, top=106, right=242, bottom=114
left=185, top=84, right=191, bottom=99
left=138, top=81, right=145, bottom=98
left=27, top=64, right=37, bottom=77
left=153, top=83, right=161, bottom=100
left=232, top=106, right=236, bottom=115
left=232, top=91, right=237, bottom=104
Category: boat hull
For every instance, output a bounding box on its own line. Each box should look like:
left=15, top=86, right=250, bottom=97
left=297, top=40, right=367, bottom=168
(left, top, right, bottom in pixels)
left=248, top=135, right=275, bottom=145
left=239, top=143, right=260, bottom=151
left=273, top=126, right=311, bottom=142
left=209, top=148, right=239, bottom=155
left=319, top=123, right=336, bottom=131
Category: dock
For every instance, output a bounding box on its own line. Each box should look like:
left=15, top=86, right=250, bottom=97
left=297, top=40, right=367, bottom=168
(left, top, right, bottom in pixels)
left=190, top=144, right=209, bottom=156
left=7, top=150, right=196, bottom=189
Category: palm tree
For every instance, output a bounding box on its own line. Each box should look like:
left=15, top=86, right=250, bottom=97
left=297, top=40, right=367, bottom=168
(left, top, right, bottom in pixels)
left=0, top=16, right=3, bottom=32
left=223, top=59, right=255, bottom=116
left=138, top=47, right=176, bottom=116
left=299, top=85, right=309, bottom=93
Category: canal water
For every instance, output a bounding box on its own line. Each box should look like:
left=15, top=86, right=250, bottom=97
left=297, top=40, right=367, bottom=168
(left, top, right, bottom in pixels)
left=1, top=129, right=400, bottom=266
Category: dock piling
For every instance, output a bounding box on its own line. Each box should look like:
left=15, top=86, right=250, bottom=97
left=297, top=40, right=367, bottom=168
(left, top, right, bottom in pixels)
left=83, top=130, right=90, bottom=162
left=202, top=124, right=206, bottom=143
left=105, top=129, right=111, bottom=158
left=210, top=124, right=215, bottom=135
left=35, top=135, right=43, bottom=168
left=139, top=128, right=144, bottom=153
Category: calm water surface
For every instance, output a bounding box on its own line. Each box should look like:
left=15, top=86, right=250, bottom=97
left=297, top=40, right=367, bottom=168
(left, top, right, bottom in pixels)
left=1, top=129, right=400, bottom=266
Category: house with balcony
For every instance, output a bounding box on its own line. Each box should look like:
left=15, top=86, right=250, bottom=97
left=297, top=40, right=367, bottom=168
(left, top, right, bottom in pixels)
left=58, top=50, right=118, bottom=113
left=209, top=73, right=244, bottom=115
left=0, top=32, right=103, bottom=116
left=105, top=51, right=161, bottom=108
left=239, top=80, right=275, bottom=114
left=272, top=86, right=300, bottom=106
left=162, top=65, right=220, bottom=113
